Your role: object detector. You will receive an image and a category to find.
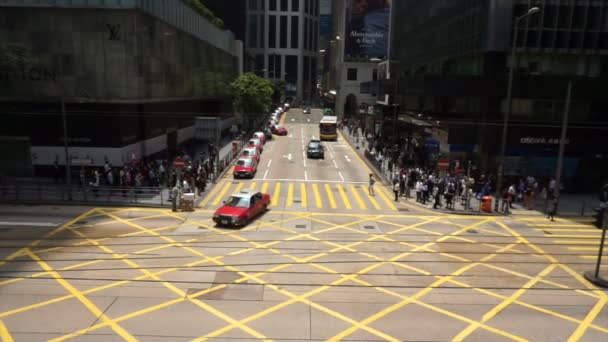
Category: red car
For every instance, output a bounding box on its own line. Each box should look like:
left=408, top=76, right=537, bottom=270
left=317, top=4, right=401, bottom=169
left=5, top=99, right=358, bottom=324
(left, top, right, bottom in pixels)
left=252, top=132, right=266, bottom=144
left=233, top=157, right=257, bottom=179
left=212, top=189, right=271, bottom=227
left=246, top=138, right=264, bottom=153
left=271, top=124, right=288, bottom=136
left=240, top=147, right=261, bottom=163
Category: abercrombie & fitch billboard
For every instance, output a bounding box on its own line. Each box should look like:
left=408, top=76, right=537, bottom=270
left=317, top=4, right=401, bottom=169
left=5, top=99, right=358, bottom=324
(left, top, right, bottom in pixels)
left=344, top=0, right=391, bottom=60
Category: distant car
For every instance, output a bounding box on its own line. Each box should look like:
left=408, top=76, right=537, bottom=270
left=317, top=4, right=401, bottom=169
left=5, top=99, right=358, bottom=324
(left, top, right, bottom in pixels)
left=233, top=157, right=257, bottom=179
left=306, top=139, right=325, bottom=159
left=246, top=138, right=264, bottom=153
left=271, top=124, right=288, bottom=136
left=303, top=107, right=311, bottom=114
left=213, top=189, right=271, bottom=227
left=252, top=132, right=266, bottom=144
left=240, top=147, right=261, bottom=163
left=264, top=128, right=273, bottom=140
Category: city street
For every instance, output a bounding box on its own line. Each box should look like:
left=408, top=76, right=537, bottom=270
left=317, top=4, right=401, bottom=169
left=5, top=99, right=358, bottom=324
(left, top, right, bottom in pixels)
left=0, top=109, right=606, bottom=341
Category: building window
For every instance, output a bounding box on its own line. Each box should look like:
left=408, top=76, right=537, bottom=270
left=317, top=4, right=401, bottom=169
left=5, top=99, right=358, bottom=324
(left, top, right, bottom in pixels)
left=249, top=0, right=257, bottom=10
left=281, top=0, right=288, bottom=11
left=255, top=54, right=265, bottom=76
left=269, top=15, right=276, bottom=48
left=291, top=16, right=299, bottom=48
left=308, top=17, right=313, bottom=51
left=269, top=0, right=276, bottom=11
left=268, top=54, right=281, bottom=79
left=292, top=0, right=299, bottom=12
left=372, top=69, right=378, bottom=81
left=249, top=15, right=258, bottom=48
left=260, top=14, right=265, bottom=48
left=304, top=18, right=309, bottom=50
left=313, top=20, right=318, bottom=51
left=347, top=68, right=358, bottom=81
left=260, top=0, right=265, bottom=10
left=285, top=55, right=298, bottom=83
left=305, top=0, right=309, bottom=14
left=280, top=15, right=288, bottom=48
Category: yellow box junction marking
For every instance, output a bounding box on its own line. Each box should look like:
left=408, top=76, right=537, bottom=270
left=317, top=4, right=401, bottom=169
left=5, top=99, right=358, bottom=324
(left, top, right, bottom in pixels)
left=0, top=319, right=14, bottom=342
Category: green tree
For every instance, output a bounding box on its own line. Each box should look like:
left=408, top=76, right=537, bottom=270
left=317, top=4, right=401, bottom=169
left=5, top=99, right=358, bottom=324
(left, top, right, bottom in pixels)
left=183, top=0, right=224, bottom=29
left=0, top=43, right=32, bottom=71
left=230, top=72, right=274, bottom=115
left=188, top=68, right=231, bottom=98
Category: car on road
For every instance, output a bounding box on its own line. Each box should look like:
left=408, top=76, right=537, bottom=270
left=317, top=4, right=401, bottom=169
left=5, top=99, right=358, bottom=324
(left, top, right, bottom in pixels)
left=306, top=139, right=325, bottom=159
left=213, top=189, right=271, bottom=227
left=233, top=157, right=257, bottom=179
left=240, top=147, right=261, bottom=163
left=246, top=138, right=264, bottom=153
left=271, top=124, right=288, bottom=136
left=252, top=131, right=266, bottom=144
left=303, top=107, right=311, bottom=114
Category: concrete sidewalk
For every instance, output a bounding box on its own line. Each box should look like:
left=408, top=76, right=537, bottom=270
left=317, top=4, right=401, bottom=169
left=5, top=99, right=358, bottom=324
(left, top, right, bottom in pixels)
left=339, top=126, right=600, bottom=218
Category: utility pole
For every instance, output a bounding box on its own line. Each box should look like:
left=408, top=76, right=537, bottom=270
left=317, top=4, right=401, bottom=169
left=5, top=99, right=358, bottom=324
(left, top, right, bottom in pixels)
left=553, top=80, right=572, bottom=213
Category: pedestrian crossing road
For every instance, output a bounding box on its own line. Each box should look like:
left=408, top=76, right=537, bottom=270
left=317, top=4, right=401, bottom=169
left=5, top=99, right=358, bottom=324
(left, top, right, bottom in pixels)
left=199, top=179, right=401, bottom=212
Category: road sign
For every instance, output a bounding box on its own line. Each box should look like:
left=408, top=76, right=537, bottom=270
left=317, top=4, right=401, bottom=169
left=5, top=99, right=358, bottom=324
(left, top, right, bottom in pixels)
left=173, top=156, right=185, bottom=169
left=438, top=159, right=449, bottom=171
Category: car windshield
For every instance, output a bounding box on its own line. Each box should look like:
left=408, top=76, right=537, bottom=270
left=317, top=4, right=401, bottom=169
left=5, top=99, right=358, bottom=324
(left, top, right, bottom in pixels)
left=274, top=125, right=283, bottom=129
left=308, top=143, right=320, bottom=149
left=225, top=195, right=250, bottom=208
left=248, top=139, right=260, bottom=145
left=236, top=159, right=253, bottom=166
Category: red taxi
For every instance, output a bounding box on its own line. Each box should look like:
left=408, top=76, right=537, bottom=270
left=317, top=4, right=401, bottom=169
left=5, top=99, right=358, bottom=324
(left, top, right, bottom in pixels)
left=271, top=124, right=288, bottom=136
left=246, top=138, right=264, bottom=153
left=240, top=147, right=261, bottom=163
left=233, top=157, right=257, bottom=179
left=212, top=190, right=271, bottom=227
left=252, top=132, right=266, bottom=144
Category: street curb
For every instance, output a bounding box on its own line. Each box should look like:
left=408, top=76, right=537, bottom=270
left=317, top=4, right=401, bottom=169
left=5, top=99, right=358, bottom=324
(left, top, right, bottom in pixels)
left=338, top=130, right=392, bottom=186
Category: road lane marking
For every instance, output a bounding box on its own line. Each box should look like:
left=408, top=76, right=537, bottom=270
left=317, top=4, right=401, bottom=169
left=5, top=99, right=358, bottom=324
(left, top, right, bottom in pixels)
left=376, top=186, right=397, bottom=211
left=338, top=171, right=344, bottom=182
left=234, top=182, right=245, bottom=193
left=304, top=170, right=308, bottom=181
left=350, top=184, right=367, bottom=209
left=261, top=182, right=269, bottom=194
left=303, top=158, right=307, bottom=167
left=267, top=159, right=272, bottom=168
left=301, top=183, right=307, bottom=208
left=25, top=250, right=138, bottom=341
left=211, top=181, right=232, bottom=206
left=287, top=183, right=294, bottom=206
left=344, top=155, right=351, bottom=163
left=360, top=185, right=381, bottom=210
left=333, top=160, right=338, bottom=168
left=336, top=184, right=352, bottom=209
left=313, top=184, right=322, bottom=208
left=272, top=182, right=282, bottom=206
left=324, top=184, right=337, bottom=209
left=249, top=182, right=257, bottom=189
left=263, top=169, right=269, bottom=179
left=0, top=319, right=14, bottom=342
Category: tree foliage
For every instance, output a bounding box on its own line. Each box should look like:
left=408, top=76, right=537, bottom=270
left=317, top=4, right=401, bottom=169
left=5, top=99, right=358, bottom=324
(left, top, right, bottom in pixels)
left=230, top=73, right=274, bottom=114
left=183, top=0, right=224, bottom=29
left=188, top=68, right=232, bottom=98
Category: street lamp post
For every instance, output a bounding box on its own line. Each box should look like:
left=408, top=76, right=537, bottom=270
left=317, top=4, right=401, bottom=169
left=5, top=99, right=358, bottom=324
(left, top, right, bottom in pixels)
left=494, top=6, right=540, bottom=212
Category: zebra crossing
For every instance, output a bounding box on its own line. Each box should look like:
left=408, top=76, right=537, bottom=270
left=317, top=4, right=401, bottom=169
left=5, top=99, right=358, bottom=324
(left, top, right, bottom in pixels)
left=200, top=179, right=398, bottom=211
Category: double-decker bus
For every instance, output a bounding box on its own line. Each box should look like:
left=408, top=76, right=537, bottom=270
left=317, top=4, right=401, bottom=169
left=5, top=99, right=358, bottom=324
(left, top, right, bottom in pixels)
left=319, top=116, right=338, bottom=141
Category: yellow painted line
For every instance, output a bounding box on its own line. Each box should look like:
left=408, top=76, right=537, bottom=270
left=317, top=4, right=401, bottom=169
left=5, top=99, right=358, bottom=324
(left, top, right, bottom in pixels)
left=336, top=184, right=352, bottom=209
left=211, top=180, right=232, bottom=206
left=350, top=184, right=366, bottom=209
left=249, top=182, right=257, bottom=189
left=527, top=224, right=594, bottom=227
left=0, top=208, right=96, bottom=267
left=568, top=288, right=608, bottom=340
left=454, top=263, right=558, bottom=341
left=234, top=182, right=245, bottom=193
left=271, top=182, right=281, bottom=206
left=0, top=319, right=14, bottom=342
left=200, top=178, right=227, bottom=207
left=25, top=250, right=138, bottom=341
left=376, top=186, right=397, bottom=211
left=260, top=182, right=269, bottom=194
left=300, top=183, right=307, bottom=208
left=542, top=234, right=600, bottom=239
left=568, top=247, right=598, bottom=251
left=312, top=183, right=322, bottom=208
left=287, top=183, right=294, bottom=206
left=360, top=185, right=381, bottom=210
left=324, top=184, right=337, bottom=209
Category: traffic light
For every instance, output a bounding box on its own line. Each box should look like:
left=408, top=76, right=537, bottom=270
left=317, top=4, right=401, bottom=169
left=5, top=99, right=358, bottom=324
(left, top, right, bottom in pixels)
left=593, top=207, right=606, bottom=229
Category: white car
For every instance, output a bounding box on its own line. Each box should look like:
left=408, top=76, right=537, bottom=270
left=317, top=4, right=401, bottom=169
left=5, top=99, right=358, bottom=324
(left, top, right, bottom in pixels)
left=252, top=132, right=266, bottom=144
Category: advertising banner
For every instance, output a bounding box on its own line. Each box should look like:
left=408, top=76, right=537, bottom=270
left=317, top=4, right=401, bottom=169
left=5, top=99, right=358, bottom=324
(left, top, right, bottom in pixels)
left=344, top=0, right=391, bottom=60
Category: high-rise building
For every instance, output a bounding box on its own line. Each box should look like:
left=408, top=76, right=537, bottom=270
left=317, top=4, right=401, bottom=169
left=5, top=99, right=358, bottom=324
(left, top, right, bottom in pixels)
left=246, top=0, right=320, bottom=103
left=385, top=0, right=608, bottom=190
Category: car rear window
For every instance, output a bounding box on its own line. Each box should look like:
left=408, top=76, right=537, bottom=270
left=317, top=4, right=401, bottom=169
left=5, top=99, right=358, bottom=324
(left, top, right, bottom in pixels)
left=237, top=159, right=253, bottom=166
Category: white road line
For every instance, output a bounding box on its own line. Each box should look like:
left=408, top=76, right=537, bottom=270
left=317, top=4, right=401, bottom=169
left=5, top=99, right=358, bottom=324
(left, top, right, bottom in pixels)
left=333, top=159, right=338, bottom=168
left=267, top=159, right=272, bottom=168
left=0, top=222, right=57, bottom=227
left=303, top=158, right=307, bottom=167
left=263, top=169, right=269, bottom=180
left=344, top=155, right=351, bottom=163
left=305, top=170, right=308, bottom=181
left=289, top=134, right=293, bottom=138
left=338, top=172, right=344, bottom=182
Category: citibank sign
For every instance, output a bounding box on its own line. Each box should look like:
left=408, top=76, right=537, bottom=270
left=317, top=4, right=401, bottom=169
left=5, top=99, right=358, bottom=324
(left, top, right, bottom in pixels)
left=520, top=137, right=570, bottom=145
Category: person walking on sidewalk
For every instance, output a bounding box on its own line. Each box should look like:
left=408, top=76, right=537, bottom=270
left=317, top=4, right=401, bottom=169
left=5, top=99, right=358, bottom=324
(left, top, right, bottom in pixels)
left=368, top=174, right=376, bottom=196
left=547, top=195, right=558, bottom=221
left=393, top=180, right=399, bottom=202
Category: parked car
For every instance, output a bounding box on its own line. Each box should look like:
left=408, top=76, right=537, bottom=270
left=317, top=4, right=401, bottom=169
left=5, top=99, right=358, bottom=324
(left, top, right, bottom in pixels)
left=264, top=128, right=273, bottom=140
left=306, top=139, right=325, bottom=159
left=252, top=131, right=266, bottom=144
left=240, top=147, right=261, bottom=163
left=233, top=157, right=257, bottom=179
left=303, top=107, right=311, bottom=114
left=212, top=189, right=271, bottom=227
left=246, top=138, right=264, bottom=153
left=271, top=124, right=288, bottom=136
